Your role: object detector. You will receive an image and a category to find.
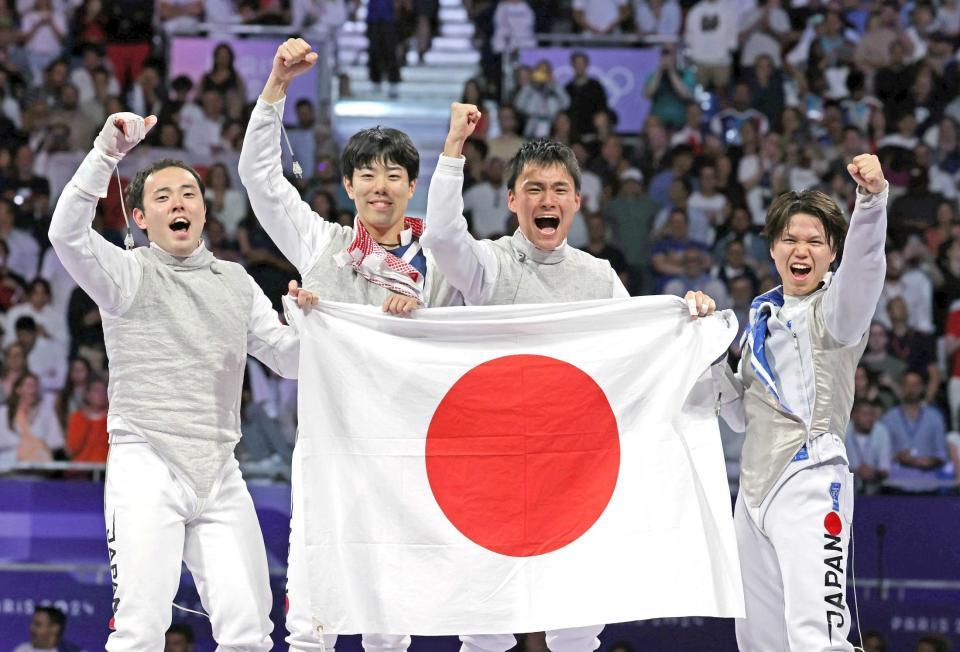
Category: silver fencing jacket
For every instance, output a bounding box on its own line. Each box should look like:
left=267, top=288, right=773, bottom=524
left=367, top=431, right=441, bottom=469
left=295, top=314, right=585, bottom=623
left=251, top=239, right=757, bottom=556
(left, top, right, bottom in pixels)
left=720, top=183, right=888, bottom=515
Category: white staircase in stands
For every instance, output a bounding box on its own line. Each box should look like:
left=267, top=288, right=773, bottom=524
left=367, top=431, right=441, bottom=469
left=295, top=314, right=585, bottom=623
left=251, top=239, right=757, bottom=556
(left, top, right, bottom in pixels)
left=332, top=0, right=481, bottom=214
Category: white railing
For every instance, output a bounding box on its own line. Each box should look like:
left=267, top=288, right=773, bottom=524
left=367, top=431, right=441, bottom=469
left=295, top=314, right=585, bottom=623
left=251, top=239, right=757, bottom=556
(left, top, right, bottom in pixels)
left=8, top=461, right=107, bottom=482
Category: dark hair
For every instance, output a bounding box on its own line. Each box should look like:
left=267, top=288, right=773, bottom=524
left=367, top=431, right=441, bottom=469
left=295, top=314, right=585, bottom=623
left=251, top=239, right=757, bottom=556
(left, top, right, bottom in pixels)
left=141, top=57, right=165, bottom=75
left=56, top=356, right=92, bottom=427
left=125, top=159, right=206, bottom=213
left=0, top=197, right=16, bottom=216
left=34, top=606, right=66, bottom=636
left=505, top=140, right=581, bottom=192
left=464, top=138, right=489, bottom=159
left=761, top=189, right=847, bottom=253
left=166, top=623, right=195, bottom=643
left=212, top=43, right=236, bottom=69
left=28, top=277, right=51, bottom=298
left=15, top=316, right=37, bottom=332
left=8, top=372, right=40, bottom=429
left=171, top=74, right=193, bottom=93
left=204, top=162, right=231, bottom=189
left=340, top=127, right=419, bottom=182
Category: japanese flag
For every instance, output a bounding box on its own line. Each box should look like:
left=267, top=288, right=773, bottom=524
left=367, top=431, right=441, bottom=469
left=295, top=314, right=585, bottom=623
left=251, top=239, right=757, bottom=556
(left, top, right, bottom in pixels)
left=289, top=296, right=744, bottom=635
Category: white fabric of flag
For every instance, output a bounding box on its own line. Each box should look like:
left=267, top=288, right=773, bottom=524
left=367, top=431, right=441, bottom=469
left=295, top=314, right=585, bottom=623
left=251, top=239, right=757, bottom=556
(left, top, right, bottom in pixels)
left=288, top=296, right=745, bottom=635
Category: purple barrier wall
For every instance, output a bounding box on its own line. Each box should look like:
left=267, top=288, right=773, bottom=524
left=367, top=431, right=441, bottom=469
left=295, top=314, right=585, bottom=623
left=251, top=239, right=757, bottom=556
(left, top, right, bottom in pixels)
left=1, top=480, right=957, bottom=650
left=168, top=36, right=319, bottom=123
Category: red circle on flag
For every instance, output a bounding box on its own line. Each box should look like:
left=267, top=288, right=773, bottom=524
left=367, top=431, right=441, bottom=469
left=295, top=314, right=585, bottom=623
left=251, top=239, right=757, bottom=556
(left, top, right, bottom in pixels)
left=824, top=511, right=842, bottom=536
left=426, top=354, right=621, bottom=557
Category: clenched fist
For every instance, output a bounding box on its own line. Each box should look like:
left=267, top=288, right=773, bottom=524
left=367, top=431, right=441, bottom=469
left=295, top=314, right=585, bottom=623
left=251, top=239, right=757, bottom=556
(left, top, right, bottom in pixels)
left=846, top=154, right=886, bottom=195
left=272, top=38, right=318, bottom=84
left=443, top=102, right=482, bottom=157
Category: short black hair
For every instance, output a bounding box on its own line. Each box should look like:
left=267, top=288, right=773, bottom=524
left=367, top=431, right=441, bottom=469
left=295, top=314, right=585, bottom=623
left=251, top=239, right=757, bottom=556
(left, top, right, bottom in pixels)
left=341, top=127, right=419, bottom=183
left=15, top=316, right=37, bottom=332
left=762, top=189, right=847, bottom=253
left=28, top=277, right=51, bottom=300
left=171, top=74, right=193, bottom=92
left=505, top=140, right=581, bottom=192
left=166, top=623, right=195, bottom=643
left=35, top=606, right=66, bottom=635
left=125, top=159, right=206, bottom=213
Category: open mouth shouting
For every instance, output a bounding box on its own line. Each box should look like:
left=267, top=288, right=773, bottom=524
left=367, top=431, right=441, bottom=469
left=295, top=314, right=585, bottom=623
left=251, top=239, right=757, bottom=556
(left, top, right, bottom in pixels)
left=534, top=214, right=561, bottom=236
left=169, top=216, right=192, bottom=238
left=789, top=262, right=812, bottom=281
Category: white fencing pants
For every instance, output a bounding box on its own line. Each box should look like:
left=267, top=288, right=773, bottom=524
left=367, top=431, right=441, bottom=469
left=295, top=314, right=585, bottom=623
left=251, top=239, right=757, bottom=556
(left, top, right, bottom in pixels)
left=734, top=460, right=855, bottom=652
left=286, top=447, right=411, bottom=652
left=104, top=441, right=273, bottom=651
left=460, top=626, right=604, bottom=652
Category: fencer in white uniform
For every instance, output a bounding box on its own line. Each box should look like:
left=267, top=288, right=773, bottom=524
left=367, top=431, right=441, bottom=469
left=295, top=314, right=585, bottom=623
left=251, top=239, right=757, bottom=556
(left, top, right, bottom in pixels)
left=239, top=38, right=462, bottom=652
left=49, top=112, right=313, bottom=651
left=422, top=103, right=719, bottom=652
left=718, top=155, right=888, bottom=651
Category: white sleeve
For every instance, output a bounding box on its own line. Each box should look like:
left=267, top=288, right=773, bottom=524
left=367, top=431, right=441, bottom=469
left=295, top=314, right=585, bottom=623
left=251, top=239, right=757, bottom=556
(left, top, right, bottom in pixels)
left=420, top=155, right=500, bottom=305
left=47, top=148, right=143, bottom=316
left=245, top=276, right=299, bottom=379
left=238, top=96, right=338, bottom=274
left=822, top=182, right=888, bottom=346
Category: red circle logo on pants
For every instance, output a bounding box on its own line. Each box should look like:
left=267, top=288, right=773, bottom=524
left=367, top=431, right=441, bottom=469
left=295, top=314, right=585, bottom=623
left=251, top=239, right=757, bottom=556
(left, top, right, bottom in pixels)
left=426, top=355, right=621, bottom=557
left=824, top=511, right=842, bottom=536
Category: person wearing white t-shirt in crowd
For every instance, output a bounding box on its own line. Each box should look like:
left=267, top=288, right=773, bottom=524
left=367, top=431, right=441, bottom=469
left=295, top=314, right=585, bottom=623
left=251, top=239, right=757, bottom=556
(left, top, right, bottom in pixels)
left=182, top=89, right=226, bottom=158
left=874, top=248, right=935, bottom=335
left=18, top=0, right=67, bottom=81
left=0, top=199, right=40, bottom=282
left=70, top=44, right=121, bottom=105
left=3, top=278, right=67, bottom=347
left=158, top=0, right=204, bottom=35
left=845, top=399, right=893, bottom=494
left=572, top=0, right=629, bottom=34
left=633, top=0, right=681, bottom=38
left=491, top=0, right=536, bottom=54
left=686, top=162, right=728, bottom=246
left=739, top=0, right=791, bottom=67
left=463, top=157, right=510, bottom=239
left=684, top=0, right=738, bottom=90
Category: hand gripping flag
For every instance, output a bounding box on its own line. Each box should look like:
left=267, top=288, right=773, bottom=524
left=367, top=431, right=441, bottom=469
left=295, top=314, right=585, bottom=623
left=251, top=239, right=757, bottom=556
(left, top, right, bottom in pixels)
left=288, top=295, right=744, bottom=635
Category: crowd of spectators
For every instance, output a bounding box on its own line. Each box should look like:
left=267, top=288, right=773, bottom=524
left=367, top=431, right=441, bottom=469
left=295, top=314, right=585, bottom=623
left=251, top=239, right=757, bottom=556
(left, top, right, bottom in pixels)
left=462, top=0, right=960, bottom=497
left=0, top=0, right=957, bottom=501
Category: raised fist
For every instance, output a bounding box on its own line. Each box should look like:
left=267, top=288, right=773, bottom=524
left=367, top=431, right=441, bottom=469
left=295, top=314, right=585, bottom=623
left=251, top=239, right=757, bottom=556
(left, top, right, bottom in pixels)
left=271, top=38, right=318, bottom=84
left=448, top=102, right=482, bottom=142
left=443, top=102, right=482, bottom=156
left=846, top=154, right=886, bottom=195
